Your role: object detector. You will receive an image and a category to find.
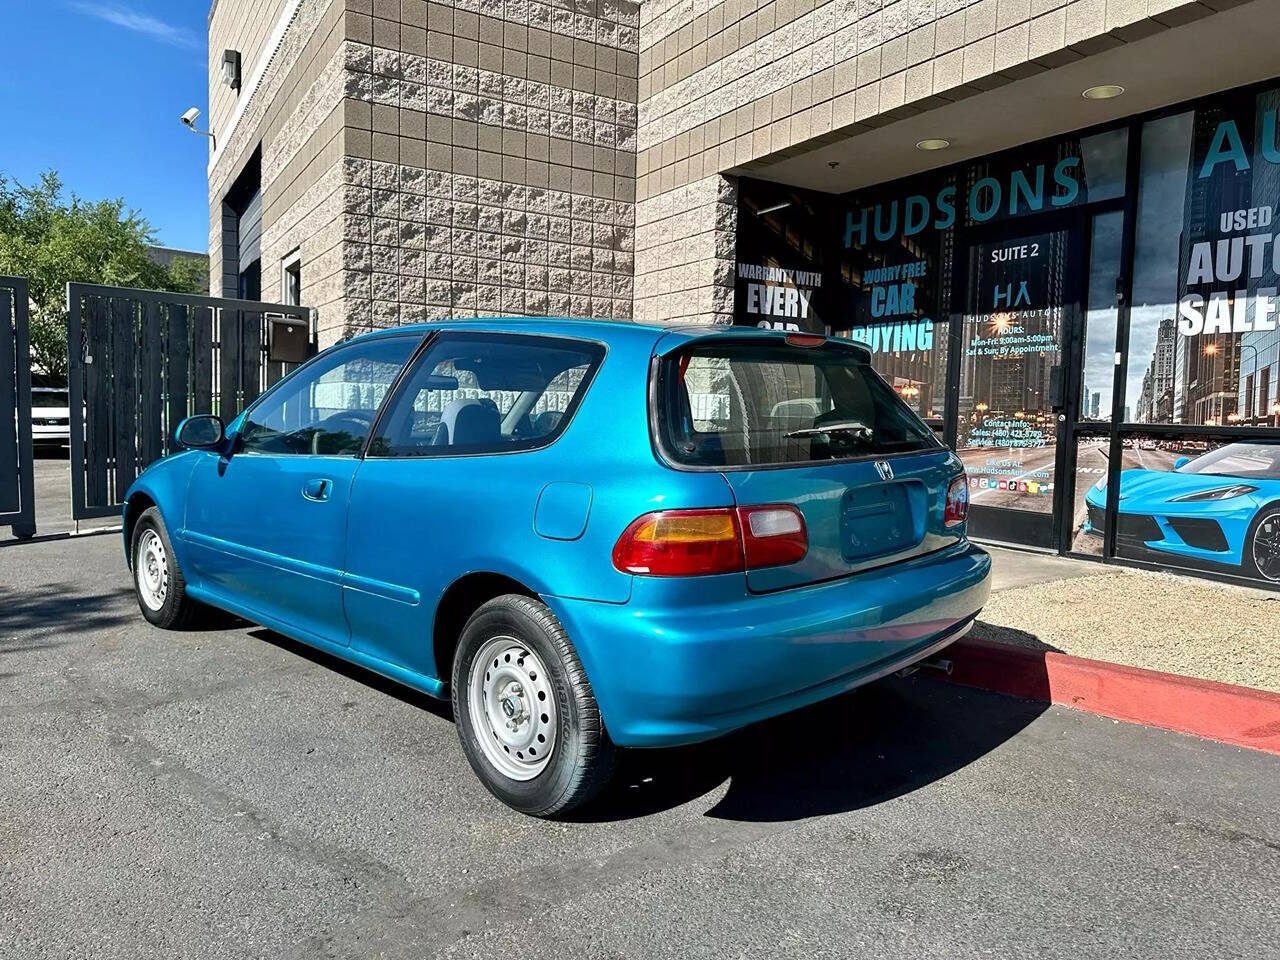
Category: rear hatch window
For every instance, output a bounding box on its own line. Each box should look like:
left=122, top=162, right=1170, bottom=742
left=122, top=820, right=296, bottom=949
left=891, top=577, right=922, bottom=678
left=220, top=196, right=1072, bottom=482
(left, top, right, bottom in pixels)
left=656, top=338, right=961, bottom=591
left=657, top=339, right=939, bottom=468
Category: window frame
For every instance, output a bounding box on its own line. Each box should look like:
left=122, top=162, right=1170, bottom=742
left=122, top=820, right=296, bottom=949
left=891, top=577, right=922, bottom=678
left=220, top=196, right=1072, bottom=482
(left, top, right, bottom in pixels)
left=281, top=248, right=302, bottom=306
left=363, top=330, right=608, bottom=461
left=649, top=336, right=945, bottom=474
left=232, top=332, right=424, bottom=459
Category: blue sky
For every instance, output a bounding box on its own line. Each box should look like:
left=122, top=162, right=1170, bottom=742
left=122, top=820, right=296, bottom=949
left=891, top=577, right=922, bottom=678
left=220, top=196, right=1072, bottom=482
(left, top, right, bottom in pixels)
left=0, top=1, right=210, bottom=252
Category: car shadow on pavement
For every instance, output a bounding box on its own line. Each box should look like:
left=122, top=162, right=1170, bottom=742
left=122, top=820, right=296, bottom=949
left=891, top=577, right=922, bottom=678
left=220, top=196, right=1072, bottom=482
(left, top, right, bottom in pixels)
left=0, top=584, right=135, bottom=639
left=243, top=624, right=1048, bottom=824
left=573, top=677, right=1048, bottom=824
left=248, top=627, right=456, bottom=723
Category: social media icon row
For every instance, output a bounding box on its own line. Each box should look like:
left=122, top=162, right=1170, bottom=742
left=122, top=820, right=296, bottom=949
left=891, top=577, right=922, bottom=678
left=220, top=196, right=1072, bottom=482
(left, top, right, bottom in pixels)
left=969, top=477, right=1052, bottom=493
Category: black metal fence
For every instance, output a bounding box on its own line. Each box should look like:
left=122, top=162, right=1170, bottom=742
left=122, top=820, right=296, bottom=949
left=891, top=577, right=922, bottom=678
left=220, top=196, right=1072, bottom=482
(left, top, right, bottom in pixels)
left=0, top=276, right=35, bottom=538
left=67, top=283, right=315, bottom=521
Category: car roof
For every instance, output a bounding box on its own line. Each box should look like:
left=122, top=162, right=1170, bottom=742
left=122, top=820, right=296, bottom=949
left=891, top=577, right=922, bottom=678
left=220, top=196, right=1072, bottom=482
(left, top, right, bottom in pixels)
left=345, top=317, right=871, bottom=359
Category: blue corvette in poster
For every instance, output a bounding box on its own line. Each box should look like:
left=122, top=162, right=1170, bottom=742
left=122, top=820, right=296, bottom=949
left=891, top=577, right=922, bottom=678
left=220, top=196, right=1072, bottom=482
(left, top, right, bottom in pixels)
left=1084, top=441, right=1280, bottom=584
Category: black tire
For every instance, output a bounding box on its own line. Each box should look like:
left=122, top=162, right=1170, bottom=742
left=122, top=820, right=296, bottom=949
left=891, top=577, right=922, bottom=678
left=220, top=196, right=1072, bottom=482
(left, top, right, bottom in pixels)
left=451, top=594, right=616, bottom=817
left=131, top=507, right=201, bottom=629
left=1243, top=503, right=1280, bottom=584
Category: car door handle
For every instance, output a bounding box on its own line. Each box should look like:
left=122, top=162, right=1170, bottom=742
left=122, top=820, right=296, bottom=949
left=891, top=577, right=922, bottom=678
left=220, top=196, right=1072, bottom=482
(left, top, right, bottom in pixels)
left=302, top=478, right=331, bottom=502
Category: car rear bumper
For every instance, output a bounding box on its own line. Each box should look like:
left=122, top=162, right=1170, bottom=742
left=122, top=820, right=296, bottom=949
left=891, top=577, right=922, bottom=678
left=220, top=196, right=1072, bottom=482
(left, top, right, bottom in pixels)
left=546, top=541, right=992, bottom=748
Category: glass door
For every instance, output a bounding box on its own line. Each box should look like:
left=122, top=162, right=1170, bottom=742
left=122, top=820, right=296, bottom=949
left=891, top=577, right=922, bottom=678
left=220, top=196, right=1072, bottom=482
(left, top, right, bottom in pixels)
left=953, top=216, right=1084, bottom=548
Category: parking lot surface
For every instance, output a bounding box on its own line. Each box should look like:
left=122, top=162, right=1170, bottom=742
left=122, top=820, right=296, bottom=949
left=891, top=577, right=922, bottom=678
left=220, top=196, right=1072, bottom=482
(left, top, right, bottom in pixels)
left=2, top=534, right=1278, bottom=960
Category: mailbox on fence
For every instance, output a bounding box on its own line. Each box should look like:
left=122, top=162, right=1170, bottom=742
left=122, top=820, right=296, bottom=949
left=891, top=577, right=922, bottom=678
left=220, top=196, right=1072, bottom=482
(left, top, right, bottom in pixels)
left=268, top=316, right=310, bottom=363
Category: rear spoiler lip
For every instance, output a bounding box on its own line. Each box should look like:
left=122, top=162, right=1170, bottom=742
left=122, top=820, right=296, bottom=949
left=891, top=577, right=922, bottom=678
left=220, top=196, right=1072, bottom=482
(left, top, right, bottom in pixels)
left=651, top=328, right=872, bottom=363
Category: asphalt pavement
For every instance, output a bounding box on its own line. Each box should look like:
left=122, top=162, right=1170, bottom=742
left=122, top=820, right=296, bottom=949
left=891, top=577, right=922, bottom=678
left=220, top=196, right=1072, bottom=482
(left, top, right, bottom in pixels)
left=9, top=449, right=115, bottom=540
left=2, top=534, right=1278, bottom=960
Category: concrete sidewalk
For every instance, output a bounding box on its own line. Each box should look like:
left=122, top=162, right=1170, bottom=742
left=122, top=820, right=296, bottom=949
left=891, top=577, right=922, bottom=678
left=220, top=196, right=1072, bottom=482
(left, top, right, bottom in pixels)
left=977, top=544, right=1280, bottom=693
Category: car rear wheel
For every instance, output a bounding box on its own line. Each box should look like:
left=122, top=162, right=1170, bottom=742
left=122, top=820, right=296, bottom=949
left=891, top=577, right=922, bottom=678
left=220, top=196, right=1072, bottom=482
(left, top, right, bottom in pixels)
left=1244, top=505, right=1280, bottom=584
left=132, top=507, right=201, bottom=628
left=452, top=594, right=615, bottom=817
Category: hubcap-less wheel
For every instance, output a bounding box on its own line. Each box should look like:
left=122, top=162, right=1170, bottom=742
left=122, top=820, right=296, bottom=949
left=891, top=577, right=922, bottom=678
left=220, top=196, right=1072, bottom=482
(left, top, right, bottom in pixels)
left=136, top=529, right=169, bottom=611
left=1252, top=511, right=1280, bottom=583
left=469, top=635, right=557, bottom=781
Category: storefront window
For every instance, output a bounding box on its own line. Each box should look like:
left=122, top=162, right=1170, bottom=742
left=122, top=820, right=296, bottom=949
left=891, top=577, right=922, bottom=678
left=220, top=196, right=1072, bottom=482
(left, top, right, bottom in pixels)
left=1127, top=88, right=1280, bottom=427
left=1067, top=434, right=1111, bottom=555
left=954, top=226, right=1070, bottom=521
left=1110, top=434, right=1280, bottom=585
left=732, top=80, right=1279, bottom=576
left=839, top=319, right=948, bottom=421
left=1080, top=211, right=1123, bottom=421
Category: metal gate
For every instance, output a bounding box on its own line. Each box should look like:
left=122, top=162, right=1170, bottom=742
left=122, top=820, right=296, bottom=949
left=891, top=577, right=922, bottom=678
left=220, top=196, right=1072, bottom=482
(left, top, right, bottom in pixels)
left=1, top=276, right=35, bottom=538
left=66, top=283, right=315, bottom=521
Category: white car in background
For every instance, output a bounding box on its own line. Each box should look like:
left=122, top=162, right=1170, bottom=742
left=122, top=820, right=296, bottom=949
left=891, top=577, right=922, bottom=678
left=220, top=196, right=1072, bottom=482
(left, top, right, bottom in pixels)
left=31, top=387, right=70, bottom=450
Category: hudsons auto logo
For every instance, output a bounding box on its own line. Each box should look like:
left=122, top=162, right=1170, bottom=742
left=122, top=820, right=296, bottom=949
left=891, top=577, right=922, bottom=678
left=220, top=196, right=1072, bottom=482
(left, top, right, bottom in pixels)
left=843, top=158, right=1083, bottom=247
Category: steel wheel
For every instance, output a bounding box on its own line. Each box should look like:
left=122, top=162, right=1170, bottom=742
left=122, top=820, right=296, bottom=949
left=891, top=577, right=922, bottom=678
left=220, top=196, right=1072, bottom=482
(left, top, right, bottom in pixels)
left=1250, top=510, right=1280, bottom=583
left=135, top=528, right=170, bottom=611
left=468, top=635, right=558, bottom=781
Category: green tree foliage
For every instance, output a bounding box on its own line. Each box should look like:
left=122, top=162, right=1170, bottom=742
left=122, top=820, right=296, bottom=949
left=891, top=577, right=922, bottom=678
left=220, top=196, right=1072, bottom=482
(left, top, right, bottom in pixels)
left=0, top=172, right=206, bottom=380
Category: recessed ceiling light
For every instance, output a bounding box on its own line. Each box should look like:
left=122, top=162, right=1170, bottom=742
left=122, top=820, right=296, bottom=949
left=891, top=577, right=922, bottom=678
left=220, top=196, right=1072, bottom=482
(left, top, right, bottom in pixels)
left=1082, top=84, right=1125, bottom=100
left=915, top=138, right=950, bottom=151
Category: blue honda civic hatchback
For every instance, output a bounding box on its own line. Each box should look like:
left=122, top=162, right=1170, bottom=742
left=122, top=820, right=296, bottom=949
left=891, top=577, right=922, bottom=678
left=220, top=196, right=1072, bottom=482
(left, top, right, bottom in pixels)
left=123, top=319, right=991, bottom=816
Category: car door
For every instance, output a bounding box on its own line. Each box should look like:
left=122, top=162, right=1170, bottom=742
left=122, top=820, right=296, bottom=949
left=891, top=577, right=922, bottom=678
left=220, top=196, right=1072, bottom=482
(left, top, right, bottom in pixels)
left=343, top=332, right=606, bottom=679
left=182, top=333, right=420, bottom=646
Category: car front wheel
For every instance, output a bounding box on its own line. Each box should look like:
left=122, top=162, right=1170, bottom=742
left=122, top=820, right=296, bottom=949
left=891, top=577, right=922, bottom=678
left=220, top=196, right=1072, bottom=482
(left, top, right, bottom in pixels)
left=132, top=507, right=201, bottom=628
left=1244, top=505, right=1280, bottom=584
left=452, top=594, right=615, bottom=817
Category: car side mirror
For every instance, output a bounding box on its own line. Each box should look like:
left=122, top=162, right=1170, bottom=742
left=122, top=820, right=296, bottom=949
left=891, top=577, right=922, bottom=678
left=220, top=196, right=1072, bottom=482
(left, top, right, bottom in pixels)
left=1173, top=456, right=1190, bottom=470
left=177, top=415, right=225, bottom=450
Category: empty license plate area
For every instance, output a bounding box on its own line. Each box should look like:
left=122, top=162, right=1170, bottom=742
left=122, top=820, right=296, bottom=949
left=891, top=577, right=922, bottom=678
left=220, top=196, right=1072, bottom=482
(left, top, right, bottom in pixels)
left=840, top=481, right=924, bottom=562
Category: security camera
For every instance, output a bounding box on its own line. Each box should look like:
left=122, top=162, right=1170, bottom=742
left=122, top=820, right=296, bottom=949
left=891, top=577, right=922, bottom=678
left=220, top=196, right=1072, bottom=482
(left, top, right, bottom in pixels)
left=179, top=107, right=215, bottom=148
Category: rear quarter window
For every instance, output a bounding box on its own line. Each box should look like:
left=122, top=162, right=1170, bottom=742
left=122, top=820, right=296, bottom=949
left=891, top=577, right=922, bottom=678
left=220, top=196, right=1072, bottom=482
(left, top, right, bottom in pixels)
left=657, top=340, right=940, bottom=468
left=367, top=333, right=604, bottom=457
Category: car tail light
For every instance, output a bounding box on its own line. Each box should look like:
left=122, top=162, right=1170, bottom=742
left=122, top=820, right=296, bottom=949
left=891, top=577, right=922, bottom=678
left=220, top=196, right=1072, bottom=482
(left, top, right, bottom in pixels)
left=944, top=474, right=969, bottom=528
left=612, top=505, right=808, bottom=576
left=738, top=504, right=808, bottom=568
left=785, top=333, right=827, bottom=347
left=612, top=509, right=743, bottom=576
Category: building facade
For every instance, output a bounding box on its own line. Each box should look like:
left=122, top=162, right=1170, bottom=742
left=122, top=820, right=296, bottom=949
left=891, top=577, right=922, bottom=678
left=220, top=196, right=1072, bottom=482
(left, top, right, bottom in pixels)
left=207, top=0, right=1280, bottom=587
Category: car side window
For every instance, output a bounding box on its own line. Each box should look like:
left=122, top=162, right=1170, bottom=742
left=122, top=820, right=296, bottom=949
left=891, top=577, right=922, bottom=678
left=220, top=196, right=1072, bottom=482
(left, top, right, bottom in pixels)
left=237, top=336, right=418, bottom=456
left=367, top=333, right=604, bottom=457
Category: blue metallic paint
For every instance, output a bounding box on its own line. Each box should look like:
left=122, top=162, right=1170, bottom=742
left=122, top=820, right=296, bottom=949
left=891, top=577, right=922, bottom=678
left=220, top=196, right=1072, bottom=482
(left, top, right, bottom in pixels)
left=124, top=319, right=991, bottom=749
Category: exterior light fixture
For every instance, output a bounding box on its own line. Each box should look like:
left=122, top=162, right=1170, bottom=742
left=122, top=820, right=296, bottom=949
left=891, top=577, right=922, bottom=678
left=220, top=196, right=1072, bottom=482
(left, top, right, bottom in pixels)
left=1204, top=342, right=1219, bottom=355
left=916, top=138, right=950, bottom=151
left=754, top=201, right=792, bottom=216
left=1082, top=84, right=1125, bottom=100
left=223, top=49, right=242, bottom=92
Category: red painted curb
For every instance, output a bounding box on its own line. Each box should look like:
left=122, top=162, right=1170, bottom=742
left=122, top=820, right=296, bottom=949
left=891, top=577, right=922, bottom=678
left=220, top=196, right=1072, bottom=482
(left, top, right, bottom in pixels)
left=942, top=637, right=1280, bottom=756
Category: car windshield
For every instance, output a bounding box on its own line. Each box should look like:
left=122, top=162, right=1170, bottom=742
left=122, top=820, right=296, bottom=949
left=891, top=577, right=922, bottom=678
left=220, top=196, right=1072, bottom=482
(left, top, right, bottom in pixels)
left=32, top=391, right=68, bottom=408
left=658, top=339, right=939, bottom=467
left=1177, top=442, right=1280, bottom=480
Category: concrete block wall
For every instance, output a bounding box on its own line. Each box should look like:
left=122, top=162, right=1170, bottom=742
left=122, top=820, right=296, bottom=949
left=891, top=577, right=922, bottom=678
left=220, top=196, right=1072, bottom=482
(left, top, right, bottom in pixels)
left=330, top=0, right=642, bottom=344
left=208, top=0, right=349, bottom=333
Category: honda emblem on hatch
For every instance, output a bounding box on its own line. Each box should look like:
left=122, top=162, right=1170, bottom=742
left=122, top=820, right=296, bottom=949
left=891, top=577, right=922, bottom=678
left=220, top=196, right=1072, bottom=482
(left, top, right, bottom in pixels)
left=875, top=460, right=894, bottom=481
